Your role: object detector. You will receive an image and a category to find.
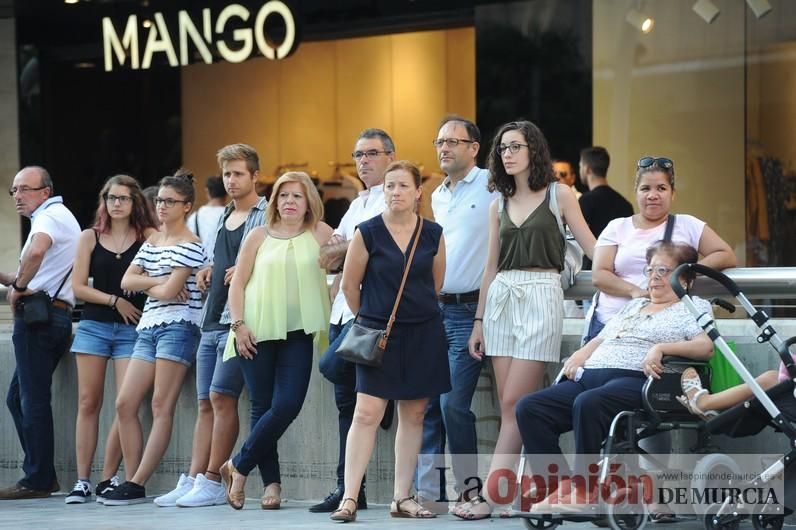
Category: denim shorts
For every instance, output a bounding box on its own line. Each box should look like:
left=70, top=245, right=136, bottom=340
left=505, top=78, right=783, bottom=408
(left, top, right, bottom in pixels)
left=131, top=320, right=201, bottom=367
left=71, top=320, right=138, bottom=359
left=196, top=328, right=244, bottom=400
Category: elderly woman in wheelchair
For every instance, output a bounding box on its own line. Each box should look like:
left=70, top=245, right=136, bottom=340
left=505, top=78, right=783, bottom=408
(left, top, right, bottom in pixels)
left=515, top=241, right=714, bottom=511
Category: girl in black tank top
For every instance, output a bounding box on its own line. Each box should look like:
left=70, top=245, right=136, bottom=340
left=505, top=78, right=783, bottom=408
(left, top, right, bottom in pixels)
left=67, top=175, right=156, bottom=502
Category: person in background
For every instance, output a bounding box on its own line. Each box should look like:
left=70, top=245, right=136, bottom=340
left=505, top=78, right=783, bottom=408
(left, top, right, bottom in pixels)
left=455, top=121, right=595, bottom=519
left=65, top=175, right=157, bottom=504
left=312, top=128, right=396, bottom=513
left=330, top=161, right=449, bottom=522
left=142, top=185, right=159, bottom=223
left=104, top=170, right=206, bottom=505
left=220, top=172, right=332, bottom=511
left=415, top=115, right=497, bottom=508
left=187, top=175, right=227, bottom=262
left=0, top=166, right=81, bottom=499
left=154, top=144, right=268, bottom=508
left=553, top=159, right=581, bottom=199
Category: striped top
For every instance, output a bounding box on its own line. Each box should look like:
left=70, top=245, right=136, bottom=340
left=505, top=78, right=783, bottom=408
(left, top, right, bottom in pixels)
left=131, top=240, right=207, bottom=331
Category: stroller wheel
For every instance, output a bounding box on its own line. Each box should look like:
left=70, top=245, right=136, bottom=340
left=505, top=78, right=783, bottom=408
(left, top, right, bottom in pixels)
left=751, top=513, right=784, bottom=530
left=605, top=487, right=649, bottom=530
left=704, top=503, right=740, bottom=530
left=523, top=517, right=560, bottom=530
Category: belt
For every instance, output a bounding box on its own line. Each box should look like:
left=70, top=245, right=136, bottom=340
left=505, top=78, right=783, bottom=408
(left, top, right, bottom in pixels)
left=438, top=290, right=480, bottom=305
left=51, top=299, right=73, bottom=311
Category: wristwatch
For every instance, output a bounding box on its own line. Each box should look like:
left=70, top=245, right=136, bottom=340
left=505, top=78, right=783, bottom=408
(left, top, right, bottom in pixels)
left=11, top=279, right=27, bottom=292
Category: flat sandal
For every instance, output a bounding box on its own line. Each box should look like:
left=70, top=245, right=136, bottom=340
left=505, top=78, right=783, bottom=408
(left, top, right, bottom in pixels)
left=390, top=495, right=436, bottom=518
left=330, top=497, right=358, bottom=523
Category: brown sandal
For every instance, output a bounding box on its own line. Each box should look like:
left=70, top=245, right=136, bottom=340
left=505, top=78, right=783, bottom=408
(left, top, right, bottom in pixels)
left=261, top=482, right=281, bottom=510
left=390, top=495, right=436, bottom=518
left=219, top=460, right=245, bottom=510
left=330, top=497, right=358, bottom=523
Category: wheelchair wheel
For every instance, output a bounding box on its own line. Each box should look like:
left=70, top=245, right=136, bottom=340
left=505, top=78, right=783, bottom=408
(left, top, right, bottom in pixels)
left=691, top=454, right=742, bottom=493
left=605, top=487, right=649, bottom=530
left=751, top=513, right=784, bottom=530
left=523, top=517, right=560, bottom=530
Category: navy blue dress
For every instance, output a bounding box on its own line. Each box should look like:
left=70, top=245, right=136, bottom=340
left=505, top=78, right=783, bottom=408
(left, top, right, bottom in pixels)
left=355, top=214, right=451, bottom=400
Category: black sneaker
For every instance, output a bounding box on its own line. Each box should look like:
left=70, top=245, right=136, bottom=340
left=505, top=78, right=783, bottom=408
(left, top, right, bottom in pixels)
left=102, top=481, right=146, bottom=506
left=95, top=475, right=120, bottom=504
left=65, top=480, right=92, bottom=504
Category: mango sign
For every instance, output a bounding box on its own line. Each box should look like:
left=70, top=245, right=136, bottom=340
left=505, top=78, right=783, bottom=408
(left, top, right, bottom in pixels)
left=102, top=1, right=298, bottom=72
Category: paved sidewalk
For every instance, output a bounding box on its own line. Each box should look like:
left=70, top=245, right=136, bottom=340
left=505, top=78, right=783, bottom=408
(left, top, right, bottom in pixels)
left=0, top=494, right=710, bottom=530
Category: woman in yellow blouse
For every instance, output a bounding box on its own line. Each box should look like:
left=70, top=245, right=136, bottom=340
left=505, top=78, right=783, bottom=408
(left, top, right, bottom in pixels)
left=220, top=172, right=332, bottom=510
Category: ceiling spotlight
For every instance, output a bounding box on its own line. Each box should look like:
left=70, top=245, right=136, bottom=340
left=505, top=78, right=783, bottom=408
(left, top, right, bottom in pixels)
left=64, top=0, right=79, bottom=4
left=626, top=8, right=655, bottom=34
left=746, top=0, right=772, bottom=19
left=693, top=0, right=720, bottom=24
left=143, top=19, right=153, bottom=28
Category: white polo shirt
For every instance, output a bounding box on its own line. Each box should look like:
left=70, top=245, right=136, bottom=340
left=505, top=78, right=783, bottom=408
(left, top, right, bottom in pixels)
left=330, top=184, right=386, bottom=325
left=432, top=166, right=498, bottom=294
left=21, top=196, right=81, bottom=305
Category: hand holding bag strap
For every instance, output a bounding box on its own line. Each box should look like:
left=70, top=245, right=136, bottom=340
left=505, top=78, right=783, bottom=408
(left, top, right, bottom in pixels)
left=380, top=216, right=424, bottom=349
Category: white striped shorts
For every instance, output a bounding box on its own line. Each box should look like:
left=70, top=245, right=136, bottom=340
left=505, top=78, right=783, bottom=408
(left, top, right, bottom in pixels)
left=483, top=270, right=563, bottom=362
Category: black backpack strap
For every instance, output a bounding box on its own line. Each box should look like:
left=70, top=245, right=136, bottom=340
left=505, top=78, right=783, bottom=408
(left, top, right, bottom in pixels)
left=663, top=214, right=676, bottom=242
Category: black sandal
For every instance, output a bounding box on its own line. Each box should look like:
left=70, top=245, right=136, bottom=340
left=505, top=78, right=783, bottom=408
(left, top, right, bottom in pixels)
left=330, top=497, right=358, bottom=523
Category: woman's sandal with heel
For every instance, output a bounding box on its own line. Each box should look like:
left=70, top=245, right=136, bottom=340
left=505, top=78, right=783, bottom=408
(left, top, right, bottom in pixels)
left=330, top=497, right=358, bottom=523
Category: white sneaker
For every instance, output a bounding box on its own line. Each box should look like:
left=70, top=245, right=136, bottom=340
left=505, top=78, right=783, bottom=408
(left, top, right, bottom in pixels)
left=153, top=474, right=194, bottom=507
left=176, top=473, right=226, bottom=507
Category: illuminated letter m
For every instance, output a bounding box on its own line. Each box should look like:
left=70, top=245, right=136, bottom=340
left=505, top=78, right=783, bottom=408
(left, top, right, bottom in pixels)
left=103, top=15, right=139, bottom=71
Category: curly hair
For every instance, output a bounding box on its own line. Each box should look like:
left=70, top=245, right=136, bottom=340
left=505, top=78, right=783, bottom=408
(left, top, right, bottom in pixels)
left=92, top=174, right=158, bottom=242
left=487, top=120, right=555, bottom=197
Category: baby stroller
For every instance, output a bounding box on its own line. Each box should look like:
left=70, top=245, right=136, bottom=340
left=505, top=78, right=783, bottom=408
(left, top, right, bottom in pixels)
left=670, top=263, right=796, bottom=530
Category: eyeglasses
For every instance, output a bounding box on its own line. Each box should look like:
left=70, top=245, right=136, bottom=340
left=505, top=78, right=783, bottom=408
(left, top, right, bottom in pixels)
left=154, top=197, right=188, bottom=208
left=8, top=185, right=47, bottom=196
left=497, top=143, right=529, bottom=156
left=637, top=156, right=674, bottom=170
left=557, top=171, right=569, bottom=180
left=104, top=194, right=133, bottom=204
left=352, top=150, right=391, bottom=161
left=643, top=265, right=674, bottom=278
left=432, top=138, right=475, bottom=149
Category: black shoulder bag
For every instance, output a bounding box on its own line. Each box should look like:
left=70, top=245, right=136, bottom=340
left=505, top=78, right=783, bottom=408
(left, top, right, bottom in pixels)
left=20, top=267, right=73, bottom=326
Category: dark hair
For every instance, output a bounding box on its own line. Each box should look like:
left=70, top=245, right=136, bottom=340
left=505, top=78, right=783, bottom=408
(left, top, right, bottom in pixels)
left=646, top=241, right=698, bottom=287
left=357, top=128, right=395, bottom=154
left=205, top=175, right=226, bottom=199
left=158, top=168, right=196, bottom=208
left=580, top=146, right=610, bottom=178
left=635, top=164, right=676, bottom=190
left=487, top=120, right=555, bottom=196
left=438, top=114, right=481, bottom=144
left=384, top=160, right=422, bottom=188
left=93, top=174, right=157, bottom=241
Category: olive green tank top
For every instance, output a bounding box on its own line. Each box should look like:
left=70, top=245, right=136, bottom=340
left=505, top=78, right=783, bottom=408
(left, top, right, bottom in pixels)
left=497, top=184, right=565, bottom=272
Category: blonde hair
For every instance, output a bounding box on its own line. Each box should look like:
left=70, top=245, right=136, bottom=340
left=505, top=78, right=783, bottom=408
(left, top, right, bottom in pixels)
left=266, top=172, right=323, bottom=228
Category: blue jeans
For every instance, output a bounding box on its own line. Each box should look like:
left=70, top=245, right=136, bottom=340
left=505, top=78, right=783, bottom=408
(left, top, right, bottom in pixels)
left=233, top=331, right=313, bottom=484
left=6, top=307, right=72, bottom=490
left=416, top=301, right=481, bottom=499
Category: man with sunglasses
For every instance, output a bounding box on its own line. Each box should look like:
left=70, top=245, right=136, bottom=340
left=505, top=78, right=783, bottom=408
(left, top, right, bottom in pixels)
left=553, top=159, right=582, bottom=199
left=414, top=116, right=498, bottom=510
left=312, top=128, right=396, bottom=513
left=0, top=166, right=80, bottom=499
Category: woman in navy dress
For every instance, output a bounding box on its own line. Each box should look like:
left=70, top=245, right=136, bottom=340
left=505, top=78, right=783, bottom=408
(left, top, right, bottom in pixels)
left=331, top=161, right=449, bottom=522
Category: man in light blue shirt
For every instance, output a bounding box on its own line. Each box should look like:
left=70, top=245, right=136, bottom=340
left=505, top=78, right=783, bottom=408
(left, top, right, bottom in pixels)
left=417, top=116, right=498, bottom=507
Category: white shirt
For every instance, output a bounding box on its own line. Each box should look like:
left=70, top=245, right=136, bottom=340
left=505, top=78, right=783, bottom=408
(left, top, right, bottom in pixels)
left=431, top=166, right=498, bottom=294
left=330, top=185, right=386, bottom=325
left=188, top=204, right=226, bottom=261
left=21, top=196, right=81, bottom=305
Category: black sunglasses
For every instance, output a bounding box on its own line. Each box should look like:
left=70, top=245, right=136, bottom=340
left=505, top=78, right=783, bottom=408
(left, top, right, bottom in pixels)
left=637, top=156, right=674, bottom=170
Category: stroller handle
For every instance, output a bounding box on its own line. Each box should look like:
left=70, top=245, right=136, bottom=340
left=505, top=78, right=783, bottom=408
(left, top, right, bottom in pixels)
left=671, top=263, right=741, bottom=299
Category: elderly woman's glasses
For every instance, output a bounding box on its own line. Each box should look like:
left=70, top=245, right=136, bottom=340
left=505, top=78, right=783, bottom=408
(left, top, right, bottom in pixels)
left=637, top=156, right=674, bottom=170
left=643, top=265, right=674, bottom=278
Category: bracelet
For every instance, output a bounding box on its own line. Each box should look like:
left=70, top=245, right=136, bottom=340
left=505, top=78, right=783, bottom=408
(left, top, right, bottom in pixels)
left=11, top=279, right=26, bottom=292
left=231, top=319, right=245, bottom=332
left=111, top=295, right=119, bottom=310
left=473, top=317, right=483, bottom=322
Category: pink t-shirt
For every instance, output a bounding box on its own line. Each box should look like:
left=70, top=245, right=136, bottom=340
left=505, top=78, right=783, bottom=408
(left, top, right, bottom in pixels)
left=594, top=214, right=706, bottom=323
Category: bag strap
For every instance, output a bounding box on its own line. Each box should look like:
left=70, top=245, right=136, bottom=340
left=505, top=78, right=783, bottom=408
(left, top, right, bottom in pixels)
left=663, top=214, right=676, bottom=242
left=52, top=266, right=73, bottom=301
left=547, top=183, right=567, bottom=239
left=380, top=216, right=424, bottom=348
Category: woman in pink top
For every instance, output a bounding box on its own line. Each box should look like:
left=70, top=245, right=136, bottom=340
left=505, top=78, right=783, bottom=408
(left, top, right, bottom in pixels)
left=586, top=156, right=736, bottom=341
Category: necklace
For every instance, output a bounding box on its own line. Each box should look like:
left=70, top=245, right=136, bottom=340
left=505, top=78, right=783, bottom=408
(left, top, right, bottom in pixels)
left=111, top=228, right=131, bottom=260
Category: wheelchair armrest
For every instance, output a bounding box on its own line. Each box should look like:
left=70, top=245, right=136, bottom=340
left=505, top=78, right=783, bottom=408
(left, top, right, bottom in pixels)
left=661, top=355, right=710, bottom=367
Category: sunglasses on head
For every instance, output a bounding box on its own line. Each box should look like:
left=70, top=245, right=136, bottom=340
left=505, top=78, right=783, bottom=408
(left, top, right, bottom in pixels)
left=637, top=156, right=674, bottom=170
